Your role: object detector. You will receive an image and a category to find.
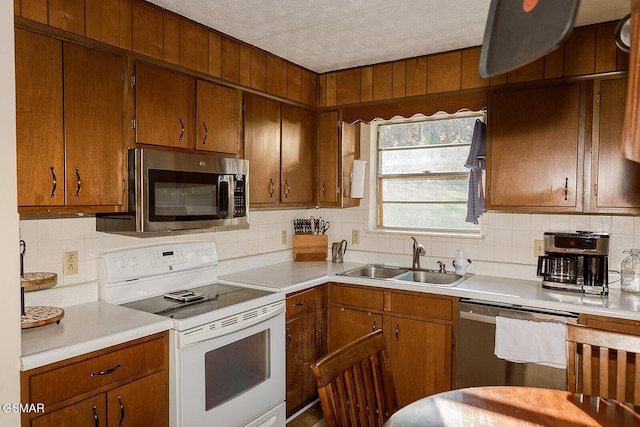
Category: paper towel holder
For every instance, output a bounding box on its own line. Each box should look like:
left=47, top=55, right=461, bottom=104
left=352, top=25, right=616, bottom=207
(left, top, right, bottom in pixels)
left=351, top=159, right=367, bottom=199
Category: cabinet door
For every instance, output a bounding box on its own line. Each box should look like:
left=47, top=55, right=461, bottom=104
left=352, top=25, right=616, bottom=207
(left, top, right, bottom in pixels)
left=15, top=29, right=64, bottom=207
left=317, top=111, right=360, bottom=207
left=107, top=372, right=168, bottom=427
left=281, top=105, right=316, bottom=204
left=317, top=111, right=339, bottom=205
left=134, top=62, right=195, bottom=148
left=196, top=80, right=242, bottom=155
left=592, top=78, right=640, bottom=212
left=286, top=311, right=318, bottom=415
left=30, top=395, right=106, bottom=427
left=244, top=94, right=281, bottom=205
left=64, top=43, right=126, bottom=207
left=328, top=306, right=383, bottom=352
left=487, top=83, right=583, bottom=211
left=390, top=316, right=453, bottom=406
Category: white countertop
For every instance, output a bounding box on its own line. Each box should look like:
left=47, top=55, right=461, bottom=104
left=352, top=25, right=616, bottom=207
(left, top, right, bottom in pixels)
left=23, top=260, right=640, bottom=371
left=21, top=301, right=173, bottom=371
left=220, top=261, right=640, bottom=322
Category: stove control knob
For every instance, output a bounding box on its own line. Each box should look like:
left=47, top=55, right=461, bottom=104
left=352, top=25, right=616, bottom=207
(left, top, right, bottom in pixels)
left=196, top=248, right=205, bottom=257
left=129, top=256, right=138, bottom=267
left=205, top=246, right=214, bottom=256
left=116, top=257, right=126, bottom=269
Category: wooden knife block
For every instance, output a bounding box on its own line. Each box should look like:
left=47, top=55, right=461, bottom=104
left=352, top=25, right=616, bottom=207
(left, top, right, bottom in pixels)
left=292, top=234, right=328, bottom=261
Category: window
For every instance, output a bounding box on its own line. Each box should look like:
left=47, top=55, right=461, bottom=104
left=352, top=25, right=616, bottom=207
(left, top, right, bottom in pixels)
left=373, top=111, right=483, bottom=234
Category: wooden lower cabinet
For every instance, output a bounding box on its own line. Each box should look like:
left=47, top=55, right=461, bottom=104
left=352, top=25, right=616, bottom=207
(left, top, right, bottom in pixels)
left=390, top=316, right=453, bottom=405
left=21, top=332, right=169, bottom=427
left=328, top=306, right=383, bottom=351
left=328, top=283, right=457, bottom=407
left=285, top=286, right=326, bottom=416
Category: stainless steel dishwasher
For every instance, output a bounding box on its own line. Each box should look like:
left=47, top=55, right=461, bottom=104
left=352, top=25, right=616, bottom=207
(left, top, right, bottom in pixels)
left=456, top=299, right=579, bottom=390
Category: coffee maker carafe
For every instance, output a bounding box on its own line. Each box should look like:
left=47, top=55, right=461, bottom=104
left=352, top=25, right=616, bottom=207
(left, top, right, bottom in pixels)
left=536, top=231, right=609, bottom=295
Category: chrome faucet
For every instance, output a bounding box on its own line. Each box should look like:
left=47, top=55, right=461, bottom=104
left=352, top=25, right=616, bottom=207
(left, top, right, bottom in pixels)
left=437, top=261, right=446, bottom=274
left=411, top=237, right=425, bottom=269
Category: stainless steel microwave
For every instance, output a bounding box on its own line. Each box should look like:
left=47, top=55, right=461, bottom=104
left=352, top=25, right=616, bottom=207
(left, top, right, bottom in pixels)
left=97, top=148, right=249, bottom=233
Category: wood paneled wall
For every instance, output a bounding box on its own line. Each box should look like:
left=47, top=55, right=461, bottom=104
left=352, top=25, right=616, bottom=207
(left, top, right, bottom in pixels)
left=319, top=23, right=629, bottom=110
left=13, top=0, right=318, bottom=107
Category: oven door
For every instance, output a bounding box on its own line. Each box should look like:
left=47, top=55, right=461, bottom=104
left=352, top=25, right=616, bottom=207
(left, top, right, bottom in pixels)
left=175, top=308, right=285, bottom=427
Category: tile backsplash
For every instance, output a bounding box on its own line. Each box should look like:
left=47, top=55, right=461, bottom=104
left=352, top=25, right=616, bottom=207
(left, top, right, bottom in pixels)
left=19, top=207, right=640, bottom=296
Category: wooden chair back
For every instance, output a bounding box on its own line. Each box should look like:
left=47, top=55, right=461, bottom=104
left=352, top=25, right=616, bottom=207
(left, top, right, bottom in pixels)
left=310, top=330, right=398, bottom=427
left=567, top=324, right=640, bottom=404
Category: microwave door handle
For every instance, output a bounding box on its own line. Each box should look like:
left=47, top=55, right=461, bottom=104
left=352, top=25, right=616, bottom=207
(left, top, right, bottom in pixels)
left=227, top=176, right=234, bottom=219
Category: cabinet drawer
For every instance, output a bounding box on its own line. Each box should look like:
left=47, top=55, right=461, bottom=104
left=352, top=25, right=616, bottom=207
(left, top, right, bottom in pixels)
left=330, top=284, right=384, bottom=311
left=26, top=336, right=166, bottom=407
left=389, top=293, right=453, bottom=321
left=286, top=288, right=316, bottom=318
left=579, top=314, right=640, bottom=336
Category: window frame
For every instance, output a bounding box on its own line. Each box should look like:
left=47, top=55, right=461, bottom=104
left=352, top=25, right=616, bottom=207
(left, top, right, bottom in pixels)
left=369, top=111, right=485, bottom=237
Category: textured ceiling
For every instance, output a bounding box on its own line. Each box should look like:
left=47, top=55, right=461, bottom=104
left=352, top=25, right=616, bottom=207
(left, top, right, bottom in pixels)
left=146, top=0, right=630, bottom=73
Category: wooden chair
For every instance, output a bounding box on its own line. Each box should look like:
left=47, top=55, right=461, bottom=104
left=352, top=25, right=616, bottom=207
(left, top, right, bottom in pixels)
left=567, top=324, right=640, bottom=404
left=310, top=330, right=398, bottom=427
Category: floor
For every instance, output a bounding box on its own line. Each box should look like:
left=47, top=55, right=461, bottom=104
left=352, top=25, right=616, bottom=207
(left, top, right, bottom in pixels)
left=286, top=401, right=324, bottom=427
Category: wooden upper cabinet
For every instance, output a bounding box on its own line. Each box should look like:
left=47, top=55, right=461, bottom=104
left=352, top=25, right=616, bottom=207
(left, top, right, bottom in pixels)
left=244, top=94, right=281, bottom=206
left=281, top=105, right=316, bottom=205
left=15, top=29, right=64, bottom=207
left=196, top=81, right=242, bottom=155
left=591, top=77, right=640, bottom=212
left=134, top=62, right=196, bottom=149
left=63, top=43, right=127, bottom=207
left=317, top=111, right=360, bottom=207
left=16, top=29, right=126, bottom=212
left=317, top=111, right=339, bottom=205
left=487, top=83, right=584, bottom=211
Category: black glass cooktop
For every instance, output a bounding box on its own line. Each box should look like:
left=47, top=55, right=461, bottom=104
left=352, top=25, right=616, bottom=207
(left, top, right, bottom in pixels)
left=121, top=283, right=273, bottom=319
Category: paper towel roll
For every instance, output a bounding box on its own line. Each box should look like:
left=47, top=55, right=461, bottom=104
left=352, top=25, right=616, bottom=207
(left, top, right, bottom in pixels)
left=351, top=160, right=367, bottom=199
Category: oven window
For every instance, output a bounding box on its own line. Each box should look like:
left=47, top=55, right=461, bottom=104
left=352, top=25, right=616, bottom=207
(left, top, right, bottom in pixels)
left=149, top=170, right=223, bottom=220
left=204, top=330, right=270, bottom=411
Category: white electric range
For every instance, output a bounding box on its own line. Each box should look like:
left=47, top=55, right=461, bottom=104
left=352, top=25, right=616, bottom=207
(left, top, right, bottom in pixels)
left=99, top=241, right=286, bottom=427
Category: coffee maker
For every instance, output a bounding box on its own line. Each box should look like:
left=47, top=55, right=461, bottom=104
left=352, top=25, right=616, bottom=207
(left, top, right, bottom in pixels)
left=536, top=231, right=609, bottom=295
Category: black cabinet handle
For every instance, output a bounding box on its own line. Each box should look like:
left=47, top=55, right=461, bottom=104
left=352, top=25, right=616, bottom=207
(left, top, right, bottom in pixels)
left=395, top=323, right=400, bottom=342
left=322, top=181, right=326, bottom=198
left=90, top=363, right=122, bottom=377
left=284, top=180, right=290, bottom=198
left=92, top=405, right=99, bottom=427
left=179, top=117, right=184, bottom=142
left=286, top=327, right=292, bottom=348
left=293, top=300, right=306, bottom=307
left=564, top=177, right=568, bottom=201
left=118, top=396, right=125, bottom=427
left=268, top=178, right=275, bottom=197
left=202, top=120, right=208, bottom=144
left=50, top=166, right=57, bottom=198
left=75, top=168, right=82, bottom=198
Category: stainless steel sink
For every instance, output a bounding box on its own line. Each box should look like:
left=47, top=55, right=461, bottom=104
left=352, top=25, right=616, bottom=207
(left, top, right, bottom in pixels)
left=341, top=265, right=409, bottom=279
left=393, top=270, right=464, bottom=286
left=339, top=264, right=466, bottom=287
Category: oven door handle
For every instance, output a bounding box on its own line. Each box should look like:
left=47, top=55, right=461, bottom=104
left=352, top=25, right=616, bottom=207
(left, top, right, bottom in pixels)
left=177, top=301, right=285, bottom=349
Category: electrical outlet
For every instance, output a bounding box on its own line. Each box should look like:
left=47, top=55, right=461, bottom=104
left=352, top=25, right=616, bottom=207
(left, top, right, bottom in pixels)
left=281, top=230, right=287, bottom=245
left=533, top=240, right=544, bottom=257
left=64, top=251, right=78, bottom=275
left=352, top=230, right=360, bottom=245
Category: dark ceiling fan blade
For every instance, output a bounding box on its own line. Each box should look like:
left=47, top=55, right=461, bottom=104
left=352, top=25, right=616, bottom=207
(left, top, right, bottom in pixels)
left=479, top=0, right=580, bottom=78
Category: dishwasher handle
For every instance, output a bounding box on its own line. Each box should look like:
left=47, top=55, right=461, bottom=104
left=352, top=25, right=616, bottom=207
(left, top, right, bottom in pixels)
left=459, top=301, right=578, bottom=325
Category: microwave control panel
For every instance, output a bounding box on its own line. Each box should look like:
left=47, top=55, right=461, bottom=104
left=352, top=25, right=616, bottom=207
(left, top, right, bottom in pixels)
left=234, top=176, right=247, bottom=217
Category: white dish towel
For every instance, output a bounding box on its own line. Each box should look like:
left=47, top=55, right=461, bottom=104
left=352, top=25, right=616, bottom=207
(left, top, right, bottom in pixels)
left=494, top=316, right=567, bottom=369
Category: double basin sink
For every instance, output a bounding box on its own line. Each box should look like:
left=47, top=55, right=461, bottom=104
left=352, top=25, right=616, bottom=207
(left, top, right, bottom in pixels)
left=338, top=264, right=466, bottom=287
